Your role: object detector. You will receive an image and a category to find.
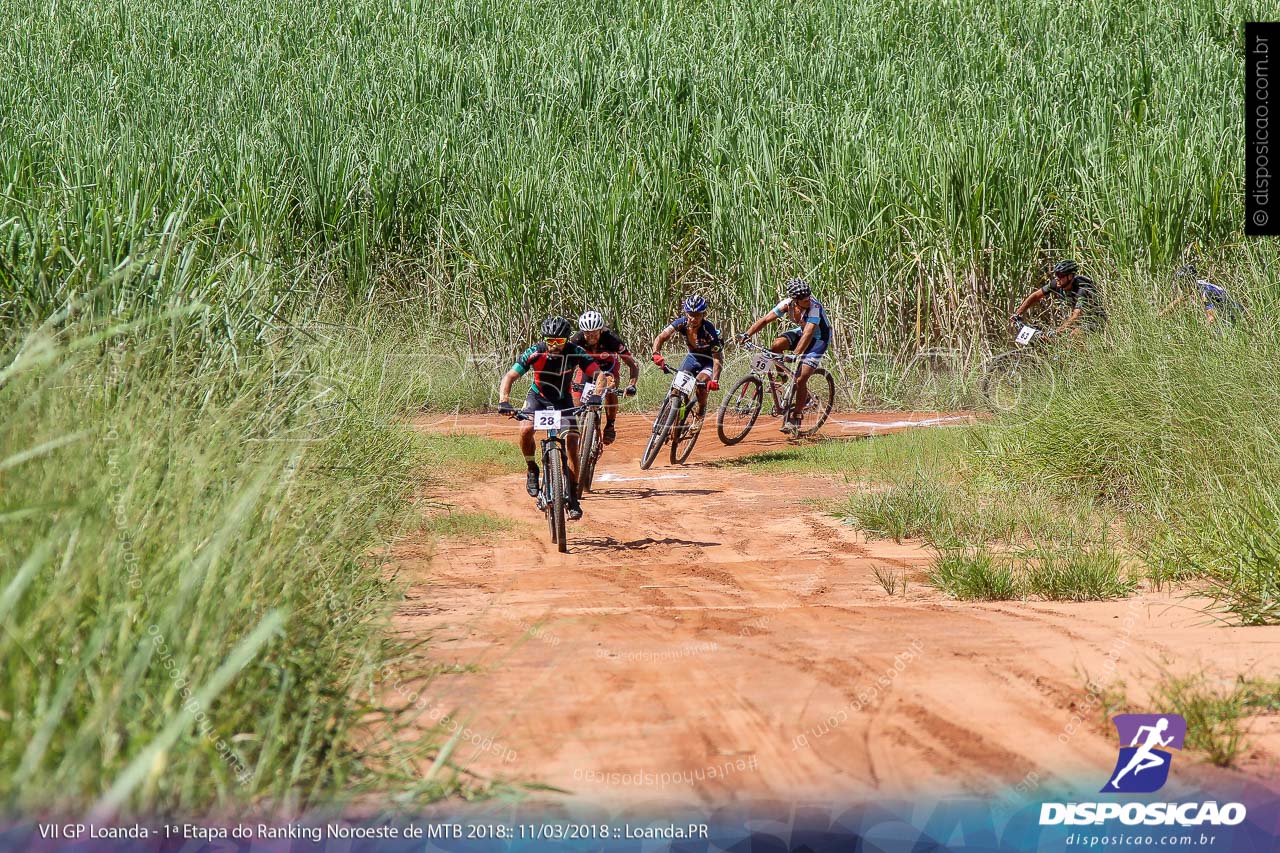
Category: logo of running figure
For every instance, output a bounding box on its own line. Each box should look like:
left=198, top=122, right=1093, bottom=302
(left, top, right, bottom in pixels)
left=1101, top=714, right=1187, bottom=794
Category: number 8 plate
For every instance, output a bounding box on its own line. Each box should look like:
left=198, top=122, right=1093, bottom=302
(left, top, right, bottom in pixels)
left=533, top=409, right=562, bottom=430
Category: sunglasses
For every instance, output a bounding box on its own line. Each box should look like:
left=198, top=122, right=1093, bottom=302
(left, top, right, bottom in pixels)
left=544, top=337, right=567, bottom=346
left=686, top=311, right=707, bottom=319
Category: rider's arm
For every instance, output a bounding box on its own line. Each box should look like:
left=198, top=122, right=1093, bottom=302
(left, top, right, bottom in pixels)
left=498, top=368, right=522, bottom=405
left=744, top=309, right=778, bottom=337
left=620, top=351, right=640, bottom=385
left=1158, top=293, right=1187, bottom=317
left=651, top=325, right=674, bottom=357
left=710, top=350, right=724, bottom=382
left=1058, top=307, right=1083, bottom=332
left=1014, top=288, right=1045, bottom=317
left=794, top=321, right=818, bottom=355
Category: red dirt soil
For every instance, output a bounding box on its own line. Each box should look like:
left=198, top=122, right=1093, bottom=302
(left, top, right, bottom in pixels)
left=388, top=411, right=1280, bottom=808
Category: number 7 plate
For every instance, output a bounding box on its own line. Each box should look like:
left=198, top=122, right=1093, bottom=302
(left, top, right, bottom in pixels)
left=1015, top=325, right=1038, bottom=346
left=672, top=370, right=697, bottom=395
left=533, top=409, right=562, bottom=430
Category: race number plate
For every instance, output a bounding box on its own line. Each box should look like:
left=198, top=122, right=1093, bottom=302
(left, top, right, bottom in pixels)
left=581, top=380, right=596, bottom=398
left=533, top=409, right=562, bottom=430
left=672, top=370, right=697, bottom=395
left=1015, top=325, right=1038, bottom=346
left=750, top=354, right=771, bottom=373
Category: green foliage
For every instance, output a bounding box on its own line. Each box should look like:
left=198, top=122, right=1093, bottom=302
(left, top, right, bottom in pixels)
left=926, top=549, right=1019, bottom=601
left=1154, top=674, right=1253, bottom=768
left=0, top=0, right=1256, bottom=355
left=0, top=313, right=484, bottom=813
left=1020, top=546, right=1135, bottom=602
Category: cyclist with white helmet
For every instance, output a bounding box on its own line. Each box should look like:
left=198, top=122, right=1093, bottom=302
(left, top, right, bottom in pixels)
left=650, top=294, right=724, bottom=429
left=739, top=277, right=833, bottom=434
left=569, top=310, right=640, bottom=445
left=498, top=316, right=604, bottom=521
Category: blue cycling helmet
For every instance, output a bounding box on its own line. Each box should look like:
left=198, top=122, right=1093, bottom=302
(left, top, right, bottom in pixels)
left=683, top=294, right=708, bottom=313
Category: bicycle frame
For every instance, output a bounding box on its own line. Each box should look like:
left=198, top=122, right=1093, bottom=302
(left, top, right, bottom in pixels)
left=742, top=342, right=804, bottom=418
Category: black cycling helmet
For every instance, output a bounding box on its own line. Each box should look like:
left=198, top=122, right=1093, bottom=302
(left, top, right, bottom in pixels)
left=540, top=316, right=572, bottom=338
left=1053, top=260, right=1078, bottom=276
left=785, top=277, right=811, bottom=298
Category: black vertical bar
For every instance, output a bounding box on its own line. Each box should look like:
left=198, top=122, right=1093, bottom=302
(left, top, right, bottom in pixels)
left=1246, top=22, right=1280, bottom=236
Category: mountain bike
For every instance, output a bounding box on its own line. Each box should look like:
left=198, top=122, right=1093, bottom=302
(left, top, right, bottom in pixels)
left=510, top=405, right=587, bottom=553
left=980, top=321, right=1057, bottom=412
left=639, top=365, right=706, bottom=469
left=574, top=373, right=616, bottom=493
left=716, top=341, right=835, bottom=444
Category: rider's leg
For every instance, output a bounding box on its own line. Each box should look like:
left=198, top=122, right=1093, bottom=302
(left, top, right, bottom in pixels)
left=565, top=430, right=584, bottom=517
left=519, top=420, right=537, bottom=468
left=694, top=369, right=712, bottom=417
left=519, top=420, right=539, bottom=496
left=793, top=362, right=816, bottom=420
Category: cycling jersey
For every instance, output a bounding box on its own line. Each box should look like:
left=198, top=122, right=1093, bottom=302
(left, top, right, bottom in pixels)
left=666, top=316, right=724, bottom=356
left=772, top=296, right=833, bottom=344
left=569, top=329, right=630, bottom=374
left=1198, top=280, right=1243, bottom=321
left=1040, top=274, right=1107, bottom=329
left=511, top=342, right=598, bottom=405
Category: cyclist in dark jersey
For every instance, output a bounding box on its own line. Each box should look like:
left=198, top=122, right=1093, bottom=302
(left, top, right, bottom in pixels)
left=1012, top=260, right=1107, bottom=335
left=1163, top=264, right=1243, bottom=326
left=739, top=277, right=832, bottom=434
left=569, top=310, right=640, bottom=445
left=498, top=316, right=603, bottom=520
left=650, top=294, right=723, bottom=429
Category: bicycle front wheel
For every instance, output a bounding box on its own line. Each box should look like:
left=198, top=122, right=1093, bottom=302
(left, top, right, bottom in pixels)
left=640, top=397, right=677, bottom=470
left=545, top=445, right=568, bottom=551
left=670, top=397, right=703, bottom=464
left=716, top=375, right=763, bottom=445
left=796, top=368, right=835, bottom=437
left=578, top=410, right=601, bottom=493
left=981, top=350, right=1043, bottom=413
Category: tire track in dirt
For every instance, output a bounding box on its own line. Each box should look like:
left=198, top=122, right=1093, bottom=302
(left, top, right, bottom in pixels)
left=390, top=412, right=1280, bottom=805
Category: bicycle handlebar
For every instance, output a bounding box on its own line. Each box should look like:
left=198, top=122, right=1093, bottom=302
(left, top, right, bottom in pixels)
left=500, top=403, right=593, bottom=421
left=738, top=339, right=799, bottom=363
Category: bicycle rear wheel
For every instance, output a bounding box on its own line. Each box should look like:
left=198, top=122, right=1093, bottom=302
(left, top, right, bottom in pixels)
left=670, top=397, right=703, bottom=464
left=796, top=368, right=835, bottom=437
left=640, top=397, right=677, bottom=470
left=578, top=410, right=601, bottom=493
left=545, top=445, right=567, bottom=551
left=716, top=375, right=763, bottom=445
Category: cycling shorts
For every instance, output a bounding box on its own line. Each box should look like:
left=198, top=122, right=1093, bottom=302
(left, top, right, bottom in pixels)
left=521, top=388, right=579, bottom=432
left=779, top=329, right=829, bottom=367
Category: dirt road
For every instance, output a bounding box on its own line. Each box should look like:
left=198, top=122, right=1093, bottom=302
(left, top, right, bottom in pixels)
left=390, top=412, right=1280, bottom=807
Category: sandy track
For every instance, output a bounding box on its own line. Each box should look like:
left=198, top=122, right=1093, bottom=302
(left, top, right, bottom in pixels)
left=390, top=412, right=1280, bottom=807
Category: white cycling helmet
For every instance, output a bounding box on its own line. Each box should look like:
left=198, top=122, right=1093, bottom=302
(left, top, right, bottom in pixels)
left=578, top=310, right=606, bottom=332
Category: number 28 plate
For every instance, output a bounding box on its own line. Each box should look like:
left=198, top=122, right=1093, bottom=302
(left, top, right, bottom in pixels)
left=533, top=409, right=562, bottom=430
left=672, top=370, right=697, bottom=395
left=1015, top=325, right=1038, bottom=346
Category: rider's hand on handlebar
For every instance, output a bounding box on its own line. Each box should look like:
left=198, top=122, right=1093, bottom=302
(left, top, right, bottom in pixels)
left=623, top=383, right=637, bottom=397
left=1010, top=313, right=1024, bottom=324
left=651, top=353, right=666, bottom=369
left=707, top=379, right=719, bottom=391
left=497, top=400, right=516, bottom=417
left=736, top=332, right=750, bottom=344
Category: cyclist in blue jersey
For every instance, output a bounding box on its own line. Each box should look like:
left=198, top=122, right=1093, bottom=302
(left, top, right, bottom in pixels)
left=1163, top=264, right=1243, bottom=326
left=498, top=316, right=603, bottom=520
left=650, top=294, right=724, bottom=430
left=739, top=278, right=833, bottom=434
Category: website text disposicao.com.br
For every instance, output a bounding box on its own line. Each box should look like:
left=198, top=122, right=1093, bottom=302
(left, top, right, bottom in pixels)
left=1064, top=832, right=1224, bottom=847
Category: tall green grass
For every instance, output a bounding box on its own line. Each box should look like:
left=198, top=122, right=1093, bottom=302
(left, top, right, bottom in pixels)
left=0, top=0, right=1256, bottom=359
left=0, top=311, right=490, bottom=813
